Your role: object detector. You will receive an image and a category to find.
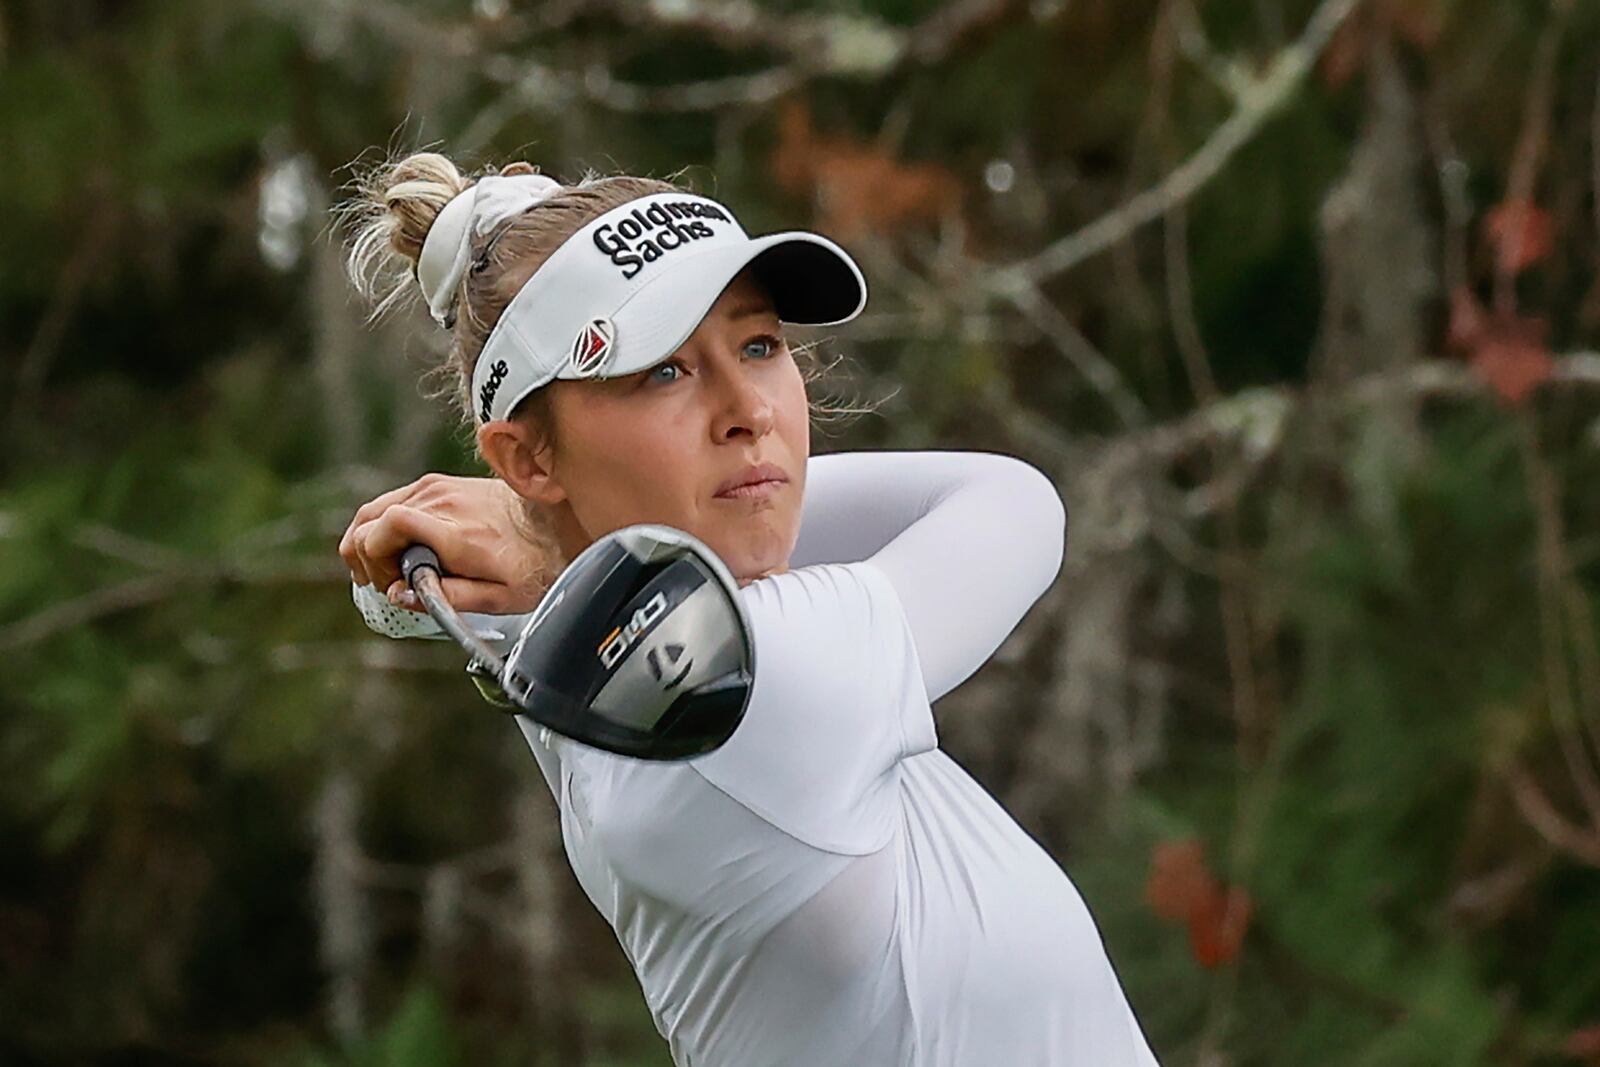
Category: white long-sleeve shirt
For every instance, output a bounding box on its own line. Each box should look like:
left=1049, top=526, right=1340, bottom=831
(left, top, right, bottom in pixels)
left=356, top=450, right=1160, bottom=1066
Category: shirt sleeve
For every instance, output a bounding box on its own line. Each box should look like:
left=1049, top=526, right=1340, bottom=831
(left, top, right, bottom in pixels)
left=789, top=450, right=1068, bottom=703
left=686, top=559, right=936, bottom=855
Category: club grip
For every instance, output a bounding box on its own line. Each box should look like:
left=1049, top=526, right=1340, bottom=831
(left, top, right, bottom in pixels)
left=400, top=544, right=443, bottom=586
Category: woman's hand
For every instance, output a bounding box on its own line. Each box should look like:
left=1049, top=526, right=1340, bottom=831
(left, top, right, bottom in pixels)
left=339, top=474, right=554, bottom=614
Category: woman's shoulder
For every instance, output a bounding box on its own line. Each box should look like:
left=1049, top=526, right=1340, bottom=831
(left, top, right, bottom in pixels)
left=739, top=559, right=904, bottom=624
left=734, top=561, right=927, bottom=734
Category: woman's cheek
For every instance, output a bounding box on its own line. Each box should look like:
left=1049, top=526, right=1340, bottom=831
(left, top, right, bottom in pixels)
left=632, top=446, right=700, bottom=531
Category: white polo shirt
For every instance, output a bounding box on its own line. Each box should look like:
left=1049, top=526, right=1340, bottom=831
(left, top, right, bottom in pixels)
left=517, top=560, right=1158, bottom=1066
left=357, top=450, right=1161, bottom=1066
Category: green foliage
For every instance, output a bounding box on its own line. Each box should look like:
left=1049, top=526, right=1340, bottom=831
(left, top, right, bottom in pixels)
left=2, top=0, right=1597, bottom=1063
left=298, top=983, right=463, bottom=1067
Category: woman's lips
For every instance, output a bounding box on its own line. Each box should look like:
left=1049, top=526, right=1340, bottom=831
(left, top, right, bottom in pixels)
left=715, top=479, right=785, bottom=500
left=715, top=461, right=790, bottom=498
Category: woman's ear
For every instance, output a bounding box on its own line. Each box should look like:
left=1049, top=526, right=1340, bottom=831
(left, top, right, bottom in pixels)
left=477, top=419, right=567, bottom=506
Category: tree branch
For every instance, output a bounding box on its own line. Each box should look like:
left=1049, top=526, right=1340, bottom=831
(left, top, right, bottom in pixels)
left=997, top=279, right=1150, bottom=430
left=0, top=557, right=344, bottom=652
left=1510, top=765, right=1600, bottom=867
left=990, top=0, right=1362, bottom=288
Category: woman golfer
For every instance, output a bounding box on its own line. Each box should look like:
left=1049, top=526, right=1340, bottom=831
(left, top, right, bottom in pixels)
left=339, top=152, right=1161, bottom=1066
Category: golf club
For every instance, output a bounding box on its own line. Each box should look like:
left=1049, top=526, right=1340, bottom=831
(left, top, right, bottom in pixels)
left=400, top=523, right=755, bottom=760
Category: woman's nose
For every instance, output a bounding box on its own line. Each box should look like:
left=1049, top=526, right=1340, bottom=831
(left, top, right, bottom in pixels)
left=710, top=362, right=775, bottom=443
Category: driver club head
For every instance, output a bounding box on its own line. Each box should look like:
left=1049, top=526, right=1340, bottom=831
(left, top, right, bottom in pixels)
left=499, top=524, right=755, bottom=760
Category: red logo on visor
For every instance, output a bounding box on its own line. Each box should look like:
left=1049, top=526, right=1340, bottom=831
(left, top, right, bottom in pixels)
left=570, top=318, right=616, bottom=378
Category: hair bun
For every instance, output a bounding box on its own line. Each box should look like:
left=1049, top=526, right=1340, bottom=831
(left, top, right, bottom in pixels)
left=378, top=152, right=473, bottom=264
left=342, top=151, right=473, bottom=320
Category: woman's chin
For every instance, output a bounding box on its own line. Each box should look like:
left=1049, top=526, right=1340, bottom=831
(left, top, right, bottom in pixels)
left=712, top=539, right=792, bottom=586
left=722, top=551, right=784, bottom=581
left=734, top=562, right=790, bottom=586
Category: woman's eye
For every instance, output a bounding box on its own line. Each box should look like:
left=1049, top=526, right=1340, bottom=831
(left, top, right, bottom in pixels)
left=647, top=360, right=683, bottom=384
left=743, top=335, right=782, bottom=360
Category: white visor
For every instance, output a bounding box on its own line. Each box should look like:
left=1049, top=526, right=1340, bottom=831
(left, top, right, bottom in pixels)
left=470, top=192, right=867, bottom=423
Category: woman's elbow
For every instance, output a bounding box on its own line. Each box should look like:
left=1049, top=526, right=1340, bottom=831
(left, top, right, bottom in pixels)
left=1033, top=470, right=1068, bottom=586
left=995, top=456, right=1067, bottom=589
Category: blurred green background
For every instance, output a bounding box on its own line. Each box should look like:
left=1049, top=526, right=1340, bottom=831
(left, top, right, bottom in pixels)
left=2, top=0, right=1599, bottom=1064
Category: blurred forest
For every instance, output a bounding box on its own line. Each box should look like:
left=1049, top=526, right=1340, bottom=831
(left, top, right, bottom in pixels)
left=2, top=0, right=1599, bottom=1064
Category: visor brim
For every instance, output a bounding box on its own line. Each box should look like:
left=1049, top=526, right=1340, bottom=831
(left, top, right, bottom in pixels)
left=593, top=232, right=867, bottom=380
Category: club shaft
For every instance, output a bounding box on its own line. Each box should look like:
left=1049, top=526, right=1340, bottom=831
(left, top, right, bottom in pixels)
left=409, top=566, right=507, bottom=676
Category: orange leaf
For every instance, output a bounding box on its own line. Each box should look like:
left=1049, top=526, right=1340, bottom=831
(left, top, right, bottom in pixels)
left=1318, top=1, right=1440, bottom=88
left=1468, top=315, right=1554, bottom=407
left=767, top=98, right=962, bottom=242
left=1146, top=839, right=1255, bottom=968
left=1565, top=1024, right=1600, bottom=1062
left=1144, top=839, right=1219, bottom=922
left=1318, top=17, right=1369, bottom=89
left=1484, top=200, right=1554, bottom=276
left=1187, top=885, right=1254, bottom=969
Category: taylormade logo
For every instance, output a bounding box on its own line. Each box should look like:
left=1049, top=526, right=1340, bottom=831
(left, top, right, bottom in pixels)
left=478, top=359, right=510, bottom=422
left=593, top=200, right=733, bottom=280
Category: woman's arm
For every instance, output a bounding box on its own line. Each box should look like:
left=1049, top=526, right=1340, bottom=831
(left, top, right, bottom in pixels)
left=788, top=450, right=946, bottom=567
left=794, top=450, right=1066, bottom=703
left=343, top=451, right=1066, bottom=705
left=687, top=451, right=1066, bottom=850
